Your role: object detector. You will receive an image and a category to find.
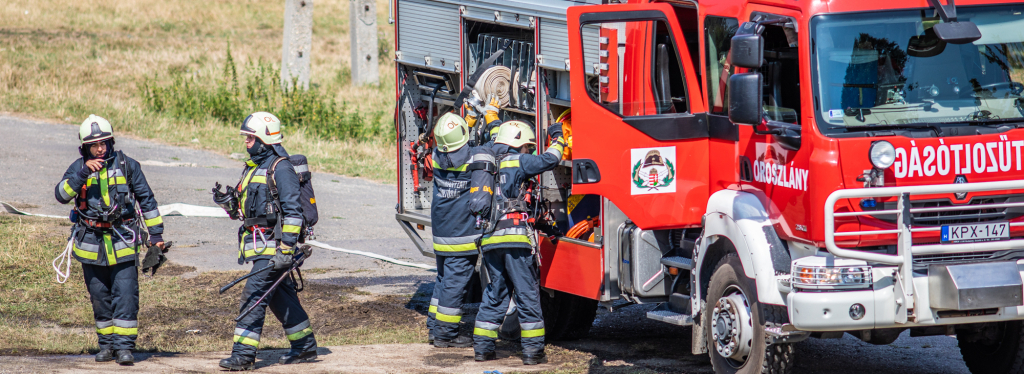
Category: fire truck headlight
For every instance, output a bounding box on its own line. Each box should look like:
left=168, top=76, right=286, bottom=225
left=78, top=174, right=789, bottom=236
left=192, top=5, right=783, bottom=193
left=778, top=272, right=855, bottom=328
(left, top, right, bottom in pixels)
left=791, top=257, right=872, bottom=290
left=869, top=141, right=896, bottom=169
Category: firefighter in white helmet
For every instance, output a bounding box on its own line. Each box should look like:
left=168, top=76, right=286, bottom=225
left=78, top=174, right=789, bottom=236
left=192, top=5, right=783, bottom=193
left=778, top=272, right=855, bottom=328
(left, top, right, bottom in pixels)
left=54, top=114, right=167, bottom=365
left=218, top=112, right=317, bottom=371
left=468, top=119, right=566, bottom=364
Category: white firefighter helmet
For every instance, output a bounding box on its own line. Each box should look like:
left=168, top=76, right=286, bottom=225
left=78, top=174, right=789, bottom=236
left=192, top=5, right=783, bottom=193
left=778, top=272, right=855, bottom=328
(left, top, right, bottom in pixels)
left=494, top=120, right=536, bottom=149
left=433, top=112, right=470, bottom=152
left=240, top=112, right=283, bottom=144
left=79, top=114, right=114, bottom=144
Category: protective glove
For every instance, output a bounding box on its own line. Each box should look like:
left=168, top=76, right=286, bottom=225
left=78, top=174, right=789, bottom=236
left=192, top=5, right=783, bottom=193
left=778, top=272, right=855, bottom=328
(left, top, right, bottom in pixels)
left=547, top=123, right=564, bottom=140
left=271, top=247, right=294, bottom=270
left=141, top=241, right=172, bottom=276
left=483, top=95, right=501, bottom=124
left=464, top=106, right=479, bottom=128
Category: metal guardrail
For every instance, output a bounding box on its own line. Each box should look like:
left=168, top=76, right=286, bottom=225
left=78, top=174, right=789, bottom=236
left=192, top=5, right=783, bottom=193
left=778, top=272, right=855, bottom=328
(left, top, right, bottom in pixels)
left=824, top=180, right=1024, bottom=322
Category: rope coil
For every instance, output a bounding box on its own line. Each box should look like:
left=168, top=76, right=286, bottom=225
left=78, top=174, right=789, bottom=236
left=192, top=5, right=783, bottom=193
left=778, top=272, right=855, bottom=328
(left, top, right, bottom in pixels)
left=53, top=238, right=74, bottom=284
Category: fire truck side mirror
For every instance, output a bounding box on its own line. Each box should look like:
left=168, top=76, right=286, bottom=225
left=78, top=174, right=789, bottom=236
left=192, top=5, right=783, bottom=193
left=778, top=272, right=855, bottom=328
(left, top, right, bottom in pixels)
left=730, top=26, right=764, bottom=69
left=728, top=72, right=763, bottom=126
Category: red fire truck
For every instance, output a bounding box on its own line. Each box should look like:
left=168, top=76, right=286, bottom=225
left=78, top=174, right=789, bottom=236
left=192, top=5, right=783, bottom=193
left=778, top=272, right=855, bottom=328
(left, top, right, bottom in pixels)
left=392, top=0, right=1024, bottom=372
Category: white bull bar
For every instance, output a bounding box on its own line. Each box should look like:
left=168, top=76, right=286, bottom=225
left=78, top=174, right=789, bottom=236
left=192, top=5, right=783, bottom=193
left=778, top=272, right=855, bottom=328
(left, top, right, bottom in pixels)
left=824, top=180, right=1024, bottom=323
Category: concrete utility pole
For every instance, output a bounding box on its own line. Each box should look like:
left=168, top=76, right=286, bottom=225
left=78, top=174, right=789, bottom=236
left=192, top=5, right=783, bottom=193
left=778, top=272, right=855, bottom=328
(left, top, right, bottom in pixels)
left=281, top=0, right=314, bottom=90
left=350, top=0, right=379, bottom=85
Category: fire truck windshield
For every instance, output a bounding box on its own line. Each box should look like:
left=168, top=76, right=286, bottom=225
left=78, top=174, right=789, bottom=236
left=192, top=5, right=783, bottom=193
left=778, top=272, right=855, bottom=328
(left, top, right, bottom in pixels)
left=812, top=5, right=1024, bottom=135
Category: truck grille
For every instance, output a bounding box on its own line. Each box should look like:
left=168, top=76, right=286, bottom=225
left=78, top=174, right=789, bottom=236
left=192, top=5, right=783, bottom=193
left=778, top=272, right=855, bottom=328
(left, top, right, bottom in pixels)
left=873, top=194, right=1024, bottom=226
left=913, top=251, right=999, bottom=266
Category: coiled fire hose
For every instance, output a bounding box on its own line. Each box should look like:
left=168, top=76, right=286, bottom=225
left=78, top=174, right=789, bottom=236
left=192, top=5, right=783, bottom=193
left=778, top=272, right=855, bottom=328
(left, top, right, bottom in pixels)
left=474, top=66, right=512, bottom=108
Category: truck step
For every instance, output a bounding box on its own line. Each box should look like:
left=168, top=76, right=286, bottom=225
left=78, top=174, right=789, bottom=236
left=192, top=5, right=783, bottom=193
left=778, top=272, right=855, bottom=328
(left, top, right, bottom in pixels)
left=647, top=303, right=693, bottom=326
left=660, top=256, right=694, bottom=270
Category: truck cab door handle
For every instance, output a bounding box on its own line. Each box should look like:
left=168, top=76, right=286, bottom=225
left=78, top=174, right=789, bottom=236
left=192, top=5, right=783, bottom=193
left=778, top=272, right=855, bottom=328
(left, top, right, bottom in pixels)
left=573, top=159, right=601, bottom=184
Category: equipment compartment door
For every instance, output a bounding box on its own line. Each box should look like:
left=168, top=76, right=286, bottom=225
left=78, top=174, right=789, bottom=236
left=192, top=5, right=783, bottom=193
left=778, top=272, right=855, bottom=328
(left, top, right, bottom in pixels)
left=567, top=4, right=710, bottom=229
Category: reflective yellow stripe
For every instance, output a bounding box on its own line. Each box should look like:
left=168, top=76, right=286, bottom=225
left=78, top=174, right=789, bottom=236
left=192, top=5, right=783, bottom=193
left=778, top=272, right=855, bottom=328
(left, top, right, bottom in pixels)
left=500, top=160, right=520, bottom=169
left=481, top=235, right=531, bottom=246
left=433, top=242, right=477, bottom=252
left=115, top=248, right=135, bottom=258
left=112, top=176, right=127, bottom=185
left=436, top=312, right=462, bottom=323
left=431, top=159, right=469, bottom=171
left=250, top=176, right=267, bottom=184
left=99, top=167, right=110, bottom=206
left=239, top=168, right=258, bottom=214
left=145, top=215, right=163, bottom=227
left=62, top=180, right=77, bottom=198
left=74, top=245, right=99, bottom=260
left=474, top=328, right=498, bottom=338
left=522, top=328, right=545, bottom=338
left=113, top=327, right=138, bottom=336
left=282, top=224, right=301, bottom=234
left=428, top=305, right=438, bottom=314
left=86, top=178, right=95, bottom=187
left=97, top=326, right=115, bottom=335
left=286, top=328, right=313, bottom=341
left=104, top=234, right=116, bottom=266
left=234, top=335, right=260, bottom=347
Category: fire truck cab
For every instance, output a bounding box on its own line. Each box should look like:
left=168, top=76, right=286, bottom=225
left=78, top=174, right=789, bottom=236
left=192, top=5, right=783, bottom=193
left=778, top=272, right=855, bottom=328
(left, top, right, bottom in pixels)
left=393, top=0, right=1024, bottom=372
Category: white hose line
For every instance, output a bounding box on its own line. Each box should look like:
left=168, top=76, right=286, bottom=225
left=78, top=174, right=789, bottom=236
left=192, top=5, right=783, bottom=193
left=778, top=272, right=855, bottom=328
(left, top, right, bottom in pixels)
left=1, top=201, right=65, bottom=219
left=53, top=239, right=74, bottom=284
left=304, top=240, right=436, bottom=271
left=474, top=66, right=512, bottom=108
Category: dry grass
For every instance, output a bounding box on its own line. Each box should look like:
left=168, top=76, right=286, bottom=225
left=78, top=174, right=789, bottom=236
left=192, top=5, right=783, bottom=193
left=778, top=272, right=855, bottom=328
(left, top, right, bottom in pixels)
left=0, top=214, right=424, bottom=354
left=0, top=0, right=396, bottom=182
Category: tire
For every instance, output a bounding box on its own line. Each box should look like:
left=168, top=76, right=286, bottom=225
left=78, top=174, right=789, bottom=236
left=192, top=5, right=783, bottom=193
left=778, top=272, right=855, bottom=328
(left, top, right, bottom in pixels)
left=541, top=290, right=599, bottom=341
left=705, top=253, right=794, bottom=374
left=959, top=321, right=1024, bottom=373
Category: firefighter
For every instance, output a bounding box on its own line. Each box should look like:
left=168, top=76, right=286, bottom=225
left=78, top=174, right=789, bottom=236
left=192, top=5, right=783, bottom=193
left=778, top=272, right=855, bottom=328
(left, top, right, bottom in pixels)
left=426, top=112, right=497, bottom=348
left=54, top=114, right=166, bottom=365
left=469, top=120, right=565, bottom=365
left=219, top=112, right=317, bottom=371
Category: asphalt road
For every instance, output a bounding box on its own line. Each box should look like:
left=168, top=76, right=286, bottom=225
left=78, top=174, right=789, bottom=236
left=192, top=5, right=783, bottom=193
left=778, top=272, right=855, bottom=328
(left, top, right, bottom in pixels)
left=0, top=114, right=434, bottom=280
left=0, top=114, right=975, bottom=373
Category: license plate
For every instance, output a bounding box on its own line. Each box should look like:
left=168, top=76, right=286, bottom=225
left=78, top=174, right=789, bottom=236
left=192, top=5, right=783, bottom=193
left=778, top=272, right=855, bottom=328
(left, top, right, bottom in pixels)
left=941, top=222, right=1010, bottom=243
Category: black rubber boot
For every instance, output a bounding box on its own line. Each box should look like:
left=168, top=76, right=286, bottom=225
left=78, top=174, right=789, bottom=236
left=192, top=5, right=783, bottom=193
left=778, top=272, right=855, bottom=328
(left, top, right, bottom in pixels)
left=522, top=350, right=546, bottom=365
left=433, top=335, right=473, bottom=348
left=114, top=350, right=134, bottom=365
left=427, top=331, right=434, bottom=345
left=219, top=355, right=255, bottom=371
left=279, top=349, right=318, bottom=364
left=474, top=351, right=496, bottom=361
left=95, top=349, right=114, bottom=362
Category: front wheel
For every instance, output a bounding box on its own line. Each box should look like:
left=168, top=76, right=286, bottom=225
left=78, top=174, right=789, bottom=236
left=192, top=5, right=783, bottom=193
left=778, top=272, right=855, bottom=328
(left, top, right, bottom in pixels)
left=705, top=253, right=794, bottom=374
left=959, top=321, right=1024, bottom=373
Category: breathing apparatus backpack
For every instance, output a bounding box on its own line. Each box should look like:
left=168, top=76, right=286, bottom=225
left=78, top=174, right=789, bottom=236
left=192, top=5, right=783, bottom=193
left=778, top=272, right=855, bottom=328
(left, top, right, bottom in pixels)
left=267, top=154, right=319, bottom=242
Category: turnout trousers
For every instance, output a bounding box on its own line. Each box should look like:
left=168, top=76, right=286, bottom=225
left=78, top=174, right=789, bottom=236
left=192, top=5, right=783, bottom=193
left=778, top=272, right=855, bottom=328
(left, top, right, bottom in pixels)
left=232, top=259, right=317, bottom=358
left=473, top=247, right=545, bottom=354
left=83, top=262, right=139, bottom=350
left=429, top=254, right=479, bottom=340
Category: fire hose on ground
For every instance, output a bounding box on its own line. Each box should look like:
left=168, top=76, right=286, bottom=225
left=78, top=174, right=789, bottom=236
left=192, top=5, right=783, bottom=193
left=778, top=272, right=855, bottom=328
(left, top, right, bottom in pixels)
left=2, top=201, right=439, bottom=280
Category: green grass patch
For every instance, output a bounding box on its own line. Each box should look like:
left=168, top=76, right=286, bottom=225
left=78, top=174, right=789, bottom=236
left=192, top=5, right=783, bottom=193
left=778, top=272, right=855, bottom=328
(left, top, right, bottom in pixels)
left=140, top=46, right=393, bottom=143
